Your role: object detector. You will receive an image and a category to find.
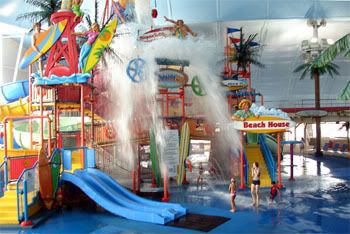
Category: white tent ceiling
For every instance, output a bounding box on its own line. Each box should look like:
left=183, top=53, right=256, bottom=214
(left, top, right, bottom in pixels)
left=0, top=0, right=349, bottom=107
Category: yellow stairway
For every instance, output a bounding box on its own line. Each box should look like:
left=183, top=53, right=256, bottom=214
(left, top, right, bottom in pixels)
left=0, top=183, right=37, bottom=225
left=245, top=144, right=271, bottom=187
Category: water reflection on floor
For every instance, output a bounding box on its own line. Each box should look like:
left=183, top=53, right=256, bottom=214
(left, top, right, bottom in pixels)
left=2, top=155, right=349, bottom=233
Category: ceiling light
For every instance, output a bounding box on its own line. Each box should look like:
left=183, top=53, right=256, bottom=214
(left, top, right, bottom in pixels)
left=310, top=37, right=318, bottom=43
left=327, top=39, right=334, bottom=45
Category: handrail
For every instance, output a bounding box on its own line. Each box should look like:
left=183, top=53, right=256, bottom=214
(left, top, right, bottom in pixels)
left=2, top=115, right=52, bottom=191
left=243, top=151, right=248, bottom=186
left=0, top=161, right=5, bottom=195
left=258, top=134, right=275, bottom=182
left=264, top=98, right=350, bottom=109
left=16, top=160, right=39, bottom=223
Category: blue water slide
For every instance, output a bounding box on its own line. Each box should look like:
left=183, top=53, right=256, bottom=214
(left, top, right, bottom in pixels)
left=258, top=134, right=276, bottom=182
left=0, top=80, right=29, bottom=104
left=61, top=169, right=186, bottom=224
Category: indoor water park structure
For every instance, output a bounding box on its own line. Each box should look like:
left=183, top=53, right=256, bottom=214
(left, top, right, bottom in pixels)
left=0, top=0, right=349, bottom=233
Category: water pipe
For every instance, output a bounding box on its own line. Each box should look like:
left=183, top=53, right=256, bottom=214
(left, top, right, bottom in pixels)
left=162, top=168, right=169, bottom=202
left=277, top=132, right=283, bottom=188
left=239, top=131, right=246, bottom=189
left=281, top=140, right=303, bottom=181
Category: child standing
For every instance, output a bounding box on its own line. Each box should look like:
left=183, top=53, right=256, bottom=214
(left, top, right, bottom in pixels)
left=197, top=162, right=204, bottom=187
left=269, top=181, right=280, bottom=204
left=228, top=178, right=237, bottom=212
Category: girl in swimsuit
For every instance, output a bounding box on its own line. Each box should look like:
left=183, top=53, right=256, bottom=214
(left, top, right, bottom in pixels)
left=228, top=178, right=237, bottom=212
left=72, top=23, right=100, bottom=71
left=251, top=162, right=260, bottom=207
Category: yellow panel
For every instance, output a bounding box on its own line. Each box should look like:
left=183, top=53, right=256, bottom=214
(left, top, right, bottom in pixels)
left=245, top=144, right=272, bottom=187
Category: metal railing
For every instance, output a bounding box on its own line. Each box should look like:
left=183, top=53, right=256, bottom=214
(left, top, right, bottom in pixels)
left=16, top=161, right=39, bottom=224
left=264, top=98, right=350, bottom=109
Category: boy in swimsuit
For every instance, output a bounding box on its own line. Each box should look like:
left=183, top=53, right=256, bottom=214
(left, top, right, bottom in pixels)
left=197, top=162, right=204, bottom=187
left=164, top=16, right=197, bottom=39
left=228, top=178, right=237, bottom=212
left=269, top=181, right=280, bottom=204
left=72, top=0, right=84, bottom=22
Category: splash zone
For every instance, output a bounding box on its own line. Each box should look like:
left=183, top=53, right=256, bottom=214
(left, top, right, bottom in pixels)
left=0, top=0, right=349, bottom=233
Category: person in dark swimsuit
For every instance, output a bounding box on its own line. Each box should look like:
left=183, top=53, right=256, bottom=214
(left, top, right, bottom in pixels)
left=251, top=162, right=260, bottom=207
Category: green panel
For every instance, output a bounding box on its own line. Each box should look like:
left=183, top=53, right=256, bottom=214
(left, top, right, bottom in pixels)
left=50, top=149, right=61, bottom=197
left=247, top=133, right=258, bottom=144
left=149, top=129, right=162, bottom=186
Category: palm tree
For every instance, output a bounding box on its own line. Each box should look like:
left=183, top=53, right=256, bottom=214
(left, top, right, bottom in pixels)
left=229, top=28, right=265, bottom=73
left=339, top=122, right=350, bottom=153
left=294, top=32, right=350, bottom=157
left=294, top=62, right=340, bottom=157
left=16, top=0, right=62, bottom=26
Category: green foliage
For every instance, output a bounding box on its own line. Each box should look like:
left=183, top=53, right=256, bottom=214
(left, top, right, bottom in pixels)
left=314, top=34, right=350, bottom=67
left=229, top=29, right=265, bottom=72
left=16, top=0, right=62, bottom=26
left=293, top=62, right=339, bottom=80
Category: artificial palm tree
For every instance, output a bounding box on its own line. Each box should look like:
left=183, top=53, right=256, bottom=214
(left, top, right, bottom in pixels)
left=16, top=0, right=62, bottom=26
left=229, top=28, right=265, bottom=73
left=294, top=61, right=340, bottom=157
left=294, top=32, right=350, bottom=157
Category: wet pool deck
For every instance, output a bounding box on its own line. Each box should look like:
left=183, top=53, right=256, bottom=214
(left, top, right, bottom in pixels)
left=1, top=154, right=349, bottom=233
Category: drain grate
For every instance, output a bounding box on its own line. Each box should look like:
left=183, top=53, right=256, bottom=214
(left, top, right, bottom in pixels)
left=167, top=213, right=230, bottom=232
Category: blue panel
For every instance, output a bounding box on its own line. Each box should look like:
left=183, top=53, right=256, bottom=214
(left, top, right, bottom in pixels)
left=62, top=150, right=72, bottom=171
left=84, top=148, right=95, bottom=168
left=220, top=0, right=268, bottom=21
left=269, top=0, right=313, bottom=19
left=155, top=0, right=350, bottom=24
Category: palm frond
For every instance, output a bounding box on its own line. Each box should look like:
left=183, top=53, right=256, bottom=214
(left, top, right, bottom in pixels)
left=94, top=0, right=99, bottom=24
left=314, top=33, right=350, bottom=67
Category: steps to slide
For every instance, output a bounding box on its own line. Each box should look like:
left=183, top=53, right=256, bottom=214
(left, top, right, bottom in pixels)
left=61, top=168, right=186, bottom=224
left=245, top=144, right=272, bottom=187
left=0, top=183, right=37, bottom=225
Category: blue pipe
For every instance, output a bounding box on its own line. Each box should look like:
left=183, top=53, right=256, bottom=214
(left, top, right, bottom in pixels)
left=23, top=180, right=29, bottom=223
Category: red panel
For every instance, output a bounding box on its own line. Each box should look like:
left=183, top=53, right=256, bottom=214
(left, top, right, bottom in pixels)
left=9, top=156, right=37, bottom=180
left=57, top=86, right=80, bottom=102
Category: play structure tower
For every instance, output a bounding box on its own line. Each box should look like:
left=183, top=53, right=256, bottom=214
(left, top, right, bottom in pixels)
left=44, top=11, right=80, bottom=76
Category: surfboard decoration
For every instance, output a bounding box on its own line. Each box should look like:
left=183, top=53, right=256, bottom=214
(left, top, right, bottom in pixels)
left=139, top=27, right=173, bottom=42
left=222, top=79, right=248, bottom=91
left=38, top=147, right=54, bottom=210
left=83, top=18, right=118, bottom=73
left=157, top=68, right=188, bottom=88
left=177, top=122, right=190, bottom=185
left=50, top=149, right=61, bottom=198
left=232, top=116, right=295, bottom=133
left=19, top=20, right=68, bottom=70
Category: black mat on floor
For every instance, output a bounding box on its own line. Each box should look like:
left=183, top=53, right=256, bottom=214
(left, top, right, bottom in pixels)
left=167, top=213, right=230, bottom=232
